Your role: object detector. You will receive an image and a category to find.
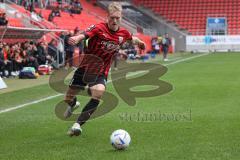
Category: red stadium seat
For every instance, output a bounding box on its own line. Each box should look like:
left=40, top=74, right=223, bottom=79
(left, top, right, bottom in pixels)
left=135, top=0, right=239, bottom=35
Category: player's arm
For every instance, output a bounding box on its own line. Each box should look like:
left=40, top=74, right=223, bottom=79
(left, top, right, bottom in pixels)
left=132, top=36, right=146, bottom=50
left=68, top=34, right=86, bottom=45
left=68, top=24, right=99, bottom=45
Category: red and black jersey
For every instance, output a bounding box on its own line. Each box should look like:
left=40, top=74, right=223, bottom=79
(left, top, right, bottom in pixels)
left=79, top=22, right=132, bottom=77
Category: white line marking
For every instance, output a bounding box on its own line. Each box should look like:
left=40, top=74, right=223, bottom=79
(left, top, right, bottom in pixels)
left=0, top=53, right=209, bottom=114
left=165, top=53, right=208, bottom=66
left=121, top=53, right=209, bottom=78
left=0, top=94, right=62, bottom=114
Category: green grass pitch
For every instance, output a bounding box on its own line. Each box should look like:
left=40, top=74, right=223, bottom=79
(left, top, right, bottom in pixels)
left=0, top=52, right=240, bottom=160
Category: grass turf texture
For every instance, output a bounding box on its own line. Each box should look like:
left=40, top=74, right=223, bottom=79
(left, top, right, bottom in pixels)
left=0, top=53, right=240, bottom=160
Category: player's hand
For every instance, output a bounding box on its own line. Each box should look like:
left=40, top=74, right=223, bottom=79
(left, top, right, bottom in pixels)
left=138, top=41, right=146, bottom=50
left=68, top=36, right=79, bottom=45
left=119, top=52, right=128, bottom=60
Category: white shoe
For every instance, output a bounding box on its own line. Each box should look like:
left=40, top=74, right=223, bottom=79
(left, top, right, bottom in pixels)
left=11, top=72, right=17, bottom=76
left=12, top=71, right=19, bottom=77
left=67, top=122, right=82, bottom=137
left=164, top=58, right=169, bottom=62
left=64, top=101, right=80, bottom=118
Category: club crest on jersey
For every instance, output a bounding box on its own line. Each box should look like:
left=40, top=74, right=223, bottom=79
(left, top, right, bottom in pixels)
left=119, top=36, right=123, bottom=43
left=86, top=25, right=95, bottom=32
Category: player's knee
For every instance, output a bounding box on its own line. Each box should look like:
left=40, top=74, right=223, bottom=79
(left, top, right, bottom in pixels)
left=91, top=89, right=105, bottom=100
left=90, top=84, right=105, bottom=100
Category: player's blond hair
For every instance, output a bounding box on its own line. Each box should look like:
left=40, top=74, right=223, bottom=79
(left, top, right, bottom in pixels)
left=108, top=2, right=122, bottom=14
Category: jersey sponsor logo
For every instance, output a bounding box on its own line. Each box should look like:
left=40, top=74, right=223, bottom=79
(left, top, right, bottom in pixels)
left=101, top=41, right=120, bottom=53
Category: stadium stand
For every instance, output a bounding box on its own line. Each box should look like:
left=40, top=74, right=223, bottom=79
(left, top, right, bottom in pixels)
left=134, top=0, right=240, bottom=35
left=32, top=0, right=106, bottom=30
left=0, top=0, right=156, bottom=79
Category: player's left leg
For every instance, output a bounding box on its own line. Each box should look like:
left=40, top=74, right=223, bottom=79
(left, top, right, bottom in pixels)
left=63, top=68, right=87, bottom=118
left=76, top=84, right=105, bottom=126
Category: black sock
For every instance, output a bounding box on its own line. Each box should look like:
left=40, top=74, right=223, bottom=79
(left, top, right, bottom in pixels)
left=77, top=98, right=100, bottom=126
left=68, top=96, right=77, bottom=107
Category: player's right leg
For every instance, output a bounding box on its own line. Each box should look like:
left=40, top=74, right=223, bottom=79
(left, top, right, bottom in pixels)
left=64, top=68, right=86, bottom=118
left=65, top=86, right=83, bottom=136
left=63, top=86, right=81, bottom=118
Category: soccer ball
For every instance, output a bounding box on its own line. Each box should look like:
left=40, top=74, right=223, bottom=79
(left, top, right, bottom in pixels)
left=110, top=129, right=131, bottom=150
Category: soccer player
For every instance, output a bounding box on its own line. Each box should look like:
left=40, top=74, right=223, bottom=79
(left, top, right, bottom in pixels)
left=64, top=2, right=146, bottom=136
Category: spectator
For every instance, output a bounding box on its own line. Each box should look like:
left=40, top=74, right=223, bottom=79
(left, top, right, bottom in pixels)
left=36, top=41, right=53, bottom=65
left=21, top=0, right=29, bottom=9
left=70, top=0, right=83, bottom=14
left=0, top=44, right=13, bottom=77
left=0, top=43, right=5, bottom=77
left=52, top=6, right=61, bottom=17
left=57, top=0, right=62, bottom=5
left=48, top=6, right=61, bottom=21
left=64, top=31, right=75, bottom=67
left=117, top=41, right=138, bottom=62
left=157, top=35, right=163, bottom=51
left=0, top=40, right=64, bottom=78
left=28, top=2, right=35, bottom=12
left=124, top=42, right=137, bottom=59
left=21, top=49, right=39, bottom=71
left=23, top=41, right=39, bottom=71
left=0, top=13, right=8, bottom=26
left=48, top=39, right=59, bottom=67
left=162, top=33, right=171, bottom=61
left=73, top=27, right=84, bottom=55
left=12, top=49, right=24, bottom=73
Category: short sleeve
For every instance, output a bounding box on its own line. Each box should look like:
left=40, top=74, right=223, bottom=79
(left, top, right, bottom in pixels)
left=84, top=24, right=100, bottom=39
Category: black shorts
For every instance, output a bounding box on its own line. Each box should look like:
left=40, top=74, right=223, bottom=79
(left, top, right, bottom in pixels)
left=69, top=68, right=107, bottom=90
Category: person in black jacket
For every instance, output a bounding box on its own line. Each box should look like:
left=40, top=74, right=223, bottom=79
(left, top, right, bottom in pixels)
left=64, top=31, right=75, bottom=67
left=0, top=13, right=8, bottom=26
left=0, top=44, right=5, bottom=77
left=162, top=33, right=171, bottom=61
left=36, top=41, right=54, bottom=65
left=23, top=42, right=39, bottom=71
left=0, top=44, right=12, bottom=77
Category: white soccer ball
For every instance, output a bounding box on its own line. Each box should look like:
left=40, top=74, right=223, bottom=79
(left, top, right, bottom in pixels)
left=110, top=129, right=131, bottom=150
